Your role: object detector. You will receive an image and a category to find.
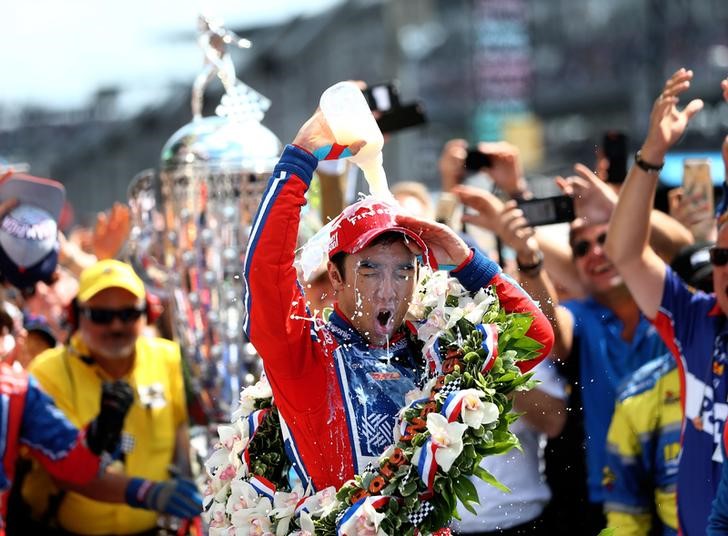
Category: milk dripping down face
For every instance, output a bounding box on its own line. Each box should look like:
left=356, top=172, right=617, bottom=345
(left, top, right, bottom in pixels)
left=330, top=236, right=417, bottom=347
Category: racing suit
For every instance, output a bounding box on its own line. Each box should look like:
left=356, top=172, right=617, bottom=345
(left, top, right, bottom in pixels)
left=0, top=363, right=102, bottom=533
left=243, top=144, right=554, bottom=491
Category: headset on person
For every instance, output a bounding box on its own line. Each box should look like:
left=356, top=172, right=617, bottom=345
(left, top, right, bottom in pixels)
left=64, top=292, right=161, bottom=334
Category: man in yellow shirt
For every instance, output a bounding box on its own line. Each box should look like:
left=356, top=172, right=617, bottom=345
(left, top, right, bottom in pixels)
left=21, top=259, right=200, bottom=535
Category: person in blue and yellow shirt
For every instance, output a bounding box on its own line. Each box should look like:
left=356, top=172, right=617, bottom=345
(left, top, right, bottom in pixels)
left=603, top=353, right=682, bottom=536
left=20, top=259, right=200, bottom=535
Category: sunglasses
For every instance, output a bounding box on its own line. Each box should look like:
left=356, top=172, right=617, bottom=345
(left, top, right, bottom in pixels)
left=572, top=232, right=607, bottom=259
left=710, top=247, right=728, bottom=267
left=80, top=306, right=145, bottom=325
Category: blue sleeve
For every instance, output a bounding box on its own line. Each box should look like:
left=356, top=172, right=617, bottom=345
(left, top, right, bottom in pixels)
left=708, top=446, right=728, bottom=534
left=19, top=376, right=81, bottom=460
left=659, top=266, right=716, bottom=347
left=450, top=248, right=500, bottom=293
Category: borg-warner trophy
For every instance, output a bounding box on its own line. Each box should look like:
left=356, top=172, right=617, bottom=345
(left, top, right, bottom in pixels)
left=128, top=18, right=281, bottom=423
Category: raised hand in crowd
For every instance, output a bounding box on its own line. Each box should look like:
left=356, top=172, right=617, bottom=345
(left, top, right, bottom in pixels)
left=439, top=138, right=530, bottom=199
left=472, top=141, right=530, bottom=199
left=93, top=202, right=131, bottom=260
left=668, top=79, right=728, bottom=242
left=438, top=138, right=468, bottom=193
left=556, top=163, right=618, bottom=226
left=606, top=67, right=703, bottom=318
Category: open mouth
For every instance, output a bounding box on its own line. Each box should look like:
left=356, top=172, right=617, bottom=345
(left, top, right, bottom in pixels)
left=377, top=310, right=392, bottom=328
left=589, top=261, right=613, bottom=276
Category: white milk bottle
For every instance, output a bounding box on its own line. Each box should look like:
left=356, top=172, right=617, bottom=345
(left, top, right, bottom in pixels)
left=319, top=81, right=391, bottom=199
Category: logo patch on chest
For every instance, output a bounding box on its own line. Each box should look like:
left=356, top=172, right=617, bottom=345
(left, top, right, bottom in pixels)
left=368, top=371, right=401, bottom=381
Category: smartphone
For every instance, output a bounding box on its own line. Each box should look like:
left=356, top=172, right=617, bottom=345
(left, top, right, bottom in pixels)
left=517, top=195, right=575, bottom=226
left=363, top=82, right=427, bottom=133
left=377, top=103, right=427, bottom=134
left=435, top=192, right=459, bottom=226
left=363, top=83, right=401, bottom=112
left=602, top=131, right=628, bottom=184
left=683, top=158, right=714, bottom=216
left=465, top=149, right=493, bottom=171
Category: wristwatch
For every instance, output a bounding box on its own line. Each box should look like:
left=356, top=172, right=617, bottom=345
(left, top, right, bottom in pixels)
left=634, top=150, right=664, bottom=174
left=516, top=250, right=544, bottom=277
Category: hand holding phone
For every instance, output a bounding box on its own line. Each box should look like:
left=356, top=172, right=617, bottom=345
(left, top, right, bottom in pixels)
left=465, top=142, right=528, bottom=199
left=465, top=150, right=493, bottom=171
left=516, top=195, right=575, bottom=226
left=682, top=158, right=714, bottom=213
left=676, top=159, right=716, bottom=241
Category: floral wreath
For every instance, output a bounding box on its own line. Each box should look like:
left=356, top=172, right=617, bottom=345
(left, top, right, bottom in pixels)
left=203, top=270, right=544, bottom=535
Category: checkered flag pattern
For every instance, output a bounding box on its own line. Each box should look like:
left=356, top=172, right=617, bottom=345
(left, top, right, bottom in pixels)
left=120, top=432, right=136, bottom=454
left=99, top=451, right=115, bottom=472
left=363, top=462, right=376, bottom=476
left=401, top=468, right=412, bottom=487
left=408, top=500, right=434, bottom=525
left=436, top=377, right=462, bottom=401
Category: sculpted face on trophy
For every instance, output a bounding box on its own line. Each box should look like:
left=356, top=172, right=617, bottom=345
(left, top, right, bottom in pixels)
left=128, top=15, right=281, bottom=423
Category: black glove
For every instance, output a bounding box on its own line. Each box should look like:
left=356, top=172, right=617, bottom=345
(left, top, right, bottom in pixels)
left=86, top=380, right=134, bottom=455
left=125, top=478, right=203, bottom=518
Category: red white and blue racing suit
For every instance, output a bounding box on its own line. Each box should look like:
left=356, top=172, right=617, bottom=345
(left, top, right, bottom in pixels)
left=243, top=144, right=554, bottom=491
left=0, top=363, right=101, bottom=532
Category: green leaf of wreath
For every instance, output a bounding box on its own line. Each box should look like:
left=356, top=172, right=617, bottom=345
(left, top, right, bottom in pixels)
left=452, top=475, right=480, bottom=515
left=473, top=465, right=510, bottom=493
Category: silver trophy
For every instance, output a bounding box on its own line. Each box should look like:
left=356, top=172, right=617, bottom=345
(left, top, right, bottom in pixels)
left=128, top=17, right=281, bottom=422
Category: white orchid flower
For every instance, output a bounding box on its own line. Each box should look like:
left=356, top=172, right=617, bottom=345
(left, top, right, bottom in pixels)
left=209, top=475, right=232, bottom=503
left=338, top=498, right=387, bottom=536
left=206, top=420, right=250, bottom=476
left=230, top=497, right=273, bottom=535
left=289, top=511, right=316, bottom=535
left=416, top=309, right=446, bottom=345
left=209, top=527, right=235, bottom=536
left=404, top=377, right=437, bottom=406
left=226, top=480, right=263, bottom=516
left=463, top=300, right=491, bottom=325
left=426, top=412, right=468, bottom=472
left=443, top=306, right=465, bottom=330
left=207, top=500, right=230, bottom=528
left=232, top=379, right=273, bottom=420
left=458, top=389, right=500, bottom=428
left=269, top=482, right=306, bottom=533
left=310, top=486, right=339, bottom=517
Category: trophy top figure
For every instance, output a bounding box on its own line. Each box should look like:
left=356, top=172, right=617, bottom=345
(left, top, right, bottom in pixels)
left=191, top=13, right=270, bottom=123
left=161, top=14, right=280, bottom=171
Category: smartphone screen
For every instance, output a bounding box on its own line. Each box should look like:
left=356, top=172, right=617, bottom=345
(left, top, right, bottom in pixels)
left=683, top=158, right=714, bottom=215
left=435, top=192, right=459, bottom=226
left=517, top=195, right=575, bottom=226
left=377, top=103, right=427, bottom=134
left=602, top=131, right=628, bottom=184
left=465, top=150, right=493, bottom=171
left=363, top=83, right=400, bottom=112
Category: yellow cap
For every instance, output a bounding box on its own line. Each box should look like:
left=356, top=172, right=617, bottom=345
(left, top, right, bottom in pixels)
left=77, top=259, right=146, bottom=303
